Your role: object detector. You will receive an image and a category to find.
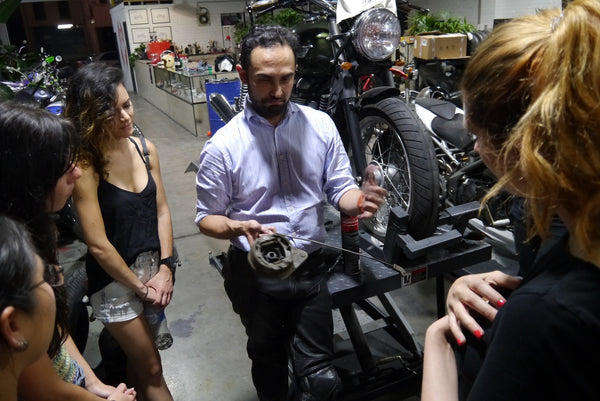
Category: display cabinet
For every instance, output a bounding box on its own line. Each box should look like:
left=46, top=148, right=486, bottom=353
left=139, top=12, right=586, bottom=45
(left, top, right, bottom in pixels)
left=133, top=61, right=239, bottom=137
left=153, top=66, right=212, bottom=105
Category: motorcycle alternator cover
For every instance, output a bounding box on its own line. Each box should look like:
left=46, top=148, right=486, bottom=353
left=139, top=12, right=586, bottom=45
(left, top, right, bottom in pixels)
left=248, top=234, right=308, bottom=279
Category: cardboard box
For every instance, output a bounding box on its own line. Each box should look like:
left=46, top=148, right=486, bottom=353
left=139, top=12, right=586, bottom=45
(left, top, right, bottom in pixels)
left=414, top=33, right=467, bottom=60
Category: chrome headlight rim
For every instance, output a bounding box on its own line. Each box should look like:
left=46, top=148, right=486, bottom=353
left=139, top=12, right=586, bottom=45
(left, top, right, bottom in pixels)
left=352, top=8, right=401, bottom=62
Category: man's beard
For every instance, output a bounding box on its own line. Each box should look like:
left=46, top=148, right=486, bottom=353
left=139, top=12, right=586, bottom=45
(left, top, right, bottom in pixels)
left=258, top=103, right=287, bottom=119
left=249, top=91, right=289, bottom=120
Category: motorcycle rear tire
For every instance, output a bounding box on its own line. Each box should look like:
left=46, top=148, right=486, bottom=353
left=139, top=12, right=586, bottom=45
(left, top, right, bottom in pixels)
left=359, top=97, right=439, bottom=240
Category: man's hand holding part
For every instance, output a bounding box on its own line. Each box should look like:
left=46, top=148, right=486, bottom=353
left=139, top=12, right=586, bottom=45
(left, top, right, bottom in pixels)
left=358, top=164, right=387, bottom=219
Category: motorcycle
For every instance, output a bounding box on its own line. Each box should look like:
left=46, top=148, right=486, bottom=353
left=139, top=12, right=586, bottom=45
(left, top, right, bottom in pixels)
left=13, top=49, right=66, bottom=115
left=1, top=43, right=35, bottom=99
left=0, top=66, right=30, bottom=97
left=223, top=0, right=440, bottom=241
left=413, top=90, right=516, bottom=256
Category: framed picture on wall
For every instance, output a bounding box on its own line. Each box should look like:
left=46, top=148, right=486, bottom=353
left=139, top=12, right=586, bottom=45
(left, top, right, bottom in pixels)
left=154, top=26, right=172, bottom=41
left=151, top=8, right=170, bottom=24
left=132, top=28, right=151, bottom=43
left=129, top=9, right=148, bottom=25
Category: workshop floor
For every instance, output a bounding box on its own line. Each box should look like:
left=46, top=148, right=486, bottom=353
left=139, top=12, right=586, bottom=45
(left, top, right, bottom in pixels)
left=58, top=92, right=516, bottom=401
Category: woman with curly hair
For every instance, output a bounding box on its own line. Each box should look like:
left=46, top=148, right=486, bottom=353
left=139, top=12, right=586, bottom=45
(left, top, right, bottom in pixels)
left=66, top=63, right=175, bottom=401
left=422, top=1, right=600, bottom=400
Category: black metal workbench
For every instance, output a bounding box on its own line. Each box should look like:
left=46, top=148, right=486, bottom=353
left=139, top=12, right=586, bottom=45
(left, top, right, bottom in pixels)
left=209, top=202, right=502, bottom=400
left=322, top=203, right=495, bottom=400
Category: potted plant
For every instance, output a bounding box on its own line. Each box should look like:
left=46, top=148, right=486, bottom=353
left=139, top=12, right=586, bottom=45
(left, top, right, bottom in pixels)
left=129, top=43, right=147, bottom=65
left=407, top=11, right=476, bottom=35
left=233, top=8, right=303, bottom=46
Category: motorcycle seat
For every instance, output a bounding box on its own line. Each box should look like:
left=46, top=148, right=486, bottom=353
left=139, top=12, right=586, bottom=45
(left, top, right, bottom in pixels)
left=432, top=114, right=473, bottom=150
left=415, top=97, right=457, bottom=120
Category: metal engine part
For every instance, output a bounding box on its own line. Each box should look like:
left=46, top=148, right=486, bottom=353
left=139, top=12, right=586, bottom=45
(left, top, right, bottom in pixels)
left=248, top=234, right=308, bottom=279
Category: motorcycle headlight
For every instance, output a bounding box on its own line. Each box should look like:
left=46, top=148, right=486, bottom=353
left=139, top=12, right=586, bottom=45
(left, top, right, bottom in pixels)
left=352, top=8, right=401, bottom=61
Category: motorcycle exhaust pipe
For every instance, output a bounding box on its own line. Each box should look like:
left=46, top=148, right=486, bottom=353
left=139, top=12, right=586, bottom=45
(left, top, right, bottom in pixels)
left=208, top=93, right=237, bottom=124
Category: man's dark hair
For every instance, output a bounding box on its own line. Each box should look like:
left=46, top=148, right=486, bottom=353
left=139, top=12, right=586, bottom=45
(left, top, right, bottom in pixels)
left=239, top=24, right=300, bottom=71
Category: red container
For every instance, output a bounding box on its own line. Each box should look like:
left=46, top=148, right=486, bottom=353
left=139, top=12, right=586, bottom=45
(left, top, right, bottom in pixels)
left=146, top=40, right=171, bottom=59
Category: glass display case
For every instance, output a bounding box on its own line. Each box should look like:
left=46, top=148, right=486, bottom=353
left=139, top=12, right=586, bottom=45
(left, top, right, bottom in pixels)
left=153, top=66, right=213, bottom=104
left=137, top=63, right=240, bottom=137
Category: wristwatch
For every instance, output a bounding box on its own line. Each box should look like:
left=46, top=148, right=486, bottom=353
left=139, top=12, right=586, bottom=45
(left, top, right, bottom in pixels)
left=159, top=256, right=177, bottom=276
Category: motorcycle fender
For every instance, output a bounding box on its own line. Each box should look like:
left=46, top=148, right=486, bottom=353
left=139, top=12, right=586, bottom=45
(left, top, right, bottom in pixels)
left=414, top=103, right=436, bottom=133
left=358, top=86, right=400, bottom=106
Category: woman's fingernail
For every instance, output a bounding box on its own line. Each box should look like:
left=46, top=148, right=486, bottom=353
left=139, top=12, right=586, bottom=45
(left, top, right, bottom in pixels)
left=474, top=330, right=484, bottom=339
left=496, top=299, right=506, bottom=307
left=457, top=338, right=465, bottom=346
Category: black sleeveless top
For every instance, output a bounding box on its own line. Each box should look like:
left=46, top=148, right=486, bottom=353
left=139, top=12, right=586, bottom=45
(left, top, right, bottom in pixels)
left=86, top=137, right=161, bottom=294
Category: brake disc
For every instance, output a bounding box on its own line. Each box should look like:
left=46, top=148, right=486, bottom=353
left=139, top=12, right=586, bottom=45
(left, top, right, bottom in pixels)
left=248, top=234, right=308, bottom=279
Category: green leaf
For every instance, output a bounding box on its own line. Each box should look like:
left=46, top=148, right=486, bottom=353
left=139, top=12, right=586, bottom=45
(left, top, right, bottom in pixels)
left=0, top=83, right=14, bottom=100
left=0, top=0, right=21, bottom=24
left=407, top=10, right=476, bottom=35
left=233, top=8, right=303, bottom=44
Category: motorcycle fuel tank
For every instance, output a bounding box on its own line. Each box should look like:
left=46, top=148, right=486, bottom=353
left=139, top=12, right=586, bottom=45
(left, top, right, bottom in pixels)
left=294, top=19, right=334, bottom=77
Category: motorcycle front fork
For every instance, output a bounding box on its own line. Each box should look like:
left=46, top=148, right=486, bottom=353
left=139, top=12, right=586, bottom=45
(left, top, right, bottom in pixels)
left=342, top=98, right=367, bottom=181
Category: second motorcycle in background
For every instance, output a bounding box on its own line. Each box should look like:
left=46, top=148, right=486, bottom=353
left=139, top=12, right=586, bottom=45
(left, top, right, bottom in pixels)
left=413, top=89, right=515, bottom=256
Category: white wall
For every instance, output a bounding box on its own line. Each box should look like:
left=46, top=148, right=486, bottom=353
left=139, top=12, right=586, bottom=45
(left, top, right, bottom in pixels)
left=115, top=1, right=246, bottom=52
left=412, top=0, right=561, bottom=30
left=110, top=1, right=247, bottom=91
left=495, top=0, right=561, bottom=20
left=170, top=2, right=246, bottom=51
left=110, top=4, right=135, bottom=92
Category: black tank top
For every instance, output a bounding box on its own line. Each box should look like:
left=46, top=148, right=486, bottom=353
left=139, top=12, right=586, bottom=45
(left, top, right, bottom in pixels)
left=86, top=137, right=161, bottom=294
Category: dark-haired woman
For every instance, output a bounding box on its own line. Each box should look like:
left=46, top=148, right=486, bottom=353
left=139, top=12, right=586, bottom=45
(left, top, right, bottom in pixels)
left=0, top=215, right=56, bottom=401
left=0, top=101, right=136, bottom=401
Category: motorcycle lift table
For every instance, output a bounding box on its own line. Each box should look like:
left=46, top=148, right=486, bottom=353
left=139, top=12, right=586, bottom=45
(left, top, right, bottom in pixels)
left=209, top=202, right=499, bottom=400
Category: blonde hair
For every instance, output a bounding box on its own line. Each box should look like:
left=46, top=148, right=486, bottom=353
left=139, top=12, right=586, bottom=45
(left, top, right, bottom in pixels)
left=462, top=0, right=600, bottom=256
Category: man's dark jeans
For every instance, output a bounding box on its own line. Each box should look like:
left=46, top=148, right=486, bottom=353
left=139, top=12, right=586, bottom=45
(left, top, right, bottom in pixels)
left=224, top=246, right=338, bottom=401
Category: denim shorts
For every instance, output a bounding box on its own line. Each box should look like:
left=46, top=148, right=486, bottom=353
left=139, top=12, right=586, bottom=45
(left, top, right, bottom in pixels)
left=90, top=250, right=159, bottom=324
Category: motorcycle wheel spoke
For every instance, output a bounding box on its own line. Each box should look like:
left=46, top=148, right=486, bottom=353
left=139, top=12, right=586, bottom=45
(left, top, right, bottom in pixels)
left=364, top=124, right=411, bottom=210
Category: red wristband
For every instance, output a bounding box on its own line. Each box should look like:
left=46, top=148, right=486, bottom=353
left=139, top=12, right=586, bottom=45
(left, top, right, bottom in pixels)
left=357, top=193, right=365, bottom=213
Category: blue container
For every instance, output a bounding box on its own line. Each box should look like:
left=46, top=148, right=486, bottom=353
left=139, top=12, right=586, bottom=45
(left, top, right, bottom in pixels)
left=205, top=78, right=241, bottom=134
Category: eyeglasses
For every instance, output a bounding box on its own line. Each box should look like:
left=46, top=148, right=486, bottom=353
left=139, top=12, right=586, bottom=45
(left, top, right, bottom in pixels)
left=29, top=263, right=65, bottom=290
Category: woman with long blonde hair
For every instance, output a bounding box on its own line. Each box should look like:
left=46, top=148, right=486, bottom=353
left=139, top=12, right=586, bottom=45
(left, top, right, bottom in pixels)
left=422, top=1, right=600, bottom=400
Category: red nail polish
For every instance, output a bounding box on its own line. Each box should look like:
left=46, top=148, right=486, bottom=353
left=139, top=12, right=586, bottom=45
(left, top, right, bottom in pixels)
left=496, top=299, right=506, bottom=307
left=457, top=338, right=465, bottom=346
left=474, top=330, right=484, bottom=339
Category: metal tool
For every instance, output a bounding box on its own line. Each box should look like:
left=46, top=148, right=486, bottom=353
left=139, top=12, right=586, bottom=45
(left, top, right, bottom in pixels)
left=248, top=232, right=407, bottom=278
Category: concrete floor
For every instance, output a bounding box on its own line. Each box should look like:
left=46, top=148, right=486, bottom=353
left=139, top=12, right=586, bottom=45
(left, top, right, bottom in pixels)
left=58, top=92, right=517, bottom=401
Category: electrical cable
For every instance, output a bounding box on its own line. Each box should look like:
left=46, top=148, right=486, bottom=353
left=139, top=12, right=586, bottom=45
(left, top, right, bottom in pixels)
left=284, top=233, right=404, bottom=272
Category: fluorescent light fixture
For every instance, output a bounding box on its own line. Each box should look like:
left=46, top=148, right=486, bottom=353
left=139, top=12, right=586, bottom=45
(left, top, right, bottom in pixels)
left=57, top=24, right=73, bottom=29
